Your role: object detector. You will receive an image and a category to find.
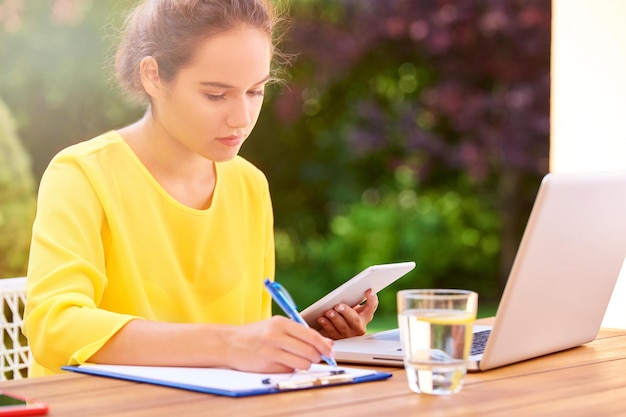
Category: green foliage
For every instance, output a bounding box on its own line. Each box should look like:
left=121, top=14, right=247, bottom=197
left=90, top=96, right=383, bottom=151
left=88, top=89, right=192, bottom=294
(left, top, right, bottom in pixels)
left=247, top=1, right=550, bottom=311
left=277, top=170, right=501, bottom=316
left=0, top=0, right=144, bottom=180
left=0, top=97, right=36, bottom=277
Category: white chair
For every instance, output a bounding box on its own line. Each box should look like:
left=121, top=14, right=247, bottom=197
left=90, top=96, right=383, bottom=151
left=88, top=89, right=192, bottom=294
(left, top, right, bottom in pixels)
left=0, top=277, right=30, bottom=380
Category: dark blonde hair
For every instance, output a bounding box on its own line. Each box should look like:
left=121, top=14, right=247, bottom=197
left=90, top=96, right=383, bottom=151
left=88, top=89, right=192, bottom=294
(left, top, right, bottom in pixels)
left=115, top=0, right=288, bottom=103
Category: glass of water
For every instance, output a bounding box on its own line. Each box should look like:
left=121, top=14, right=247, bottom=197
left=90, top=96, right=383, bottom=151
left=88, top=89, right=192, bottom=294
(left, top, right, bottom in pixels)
left=397, top=289, right=478, bottom=395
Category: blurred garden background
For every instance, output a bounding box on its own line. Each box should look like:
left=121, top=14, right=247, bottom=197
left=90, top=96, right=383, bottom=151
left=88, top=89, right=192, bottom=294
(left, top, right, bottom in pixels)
left=0, top=0, right=551, bottom=328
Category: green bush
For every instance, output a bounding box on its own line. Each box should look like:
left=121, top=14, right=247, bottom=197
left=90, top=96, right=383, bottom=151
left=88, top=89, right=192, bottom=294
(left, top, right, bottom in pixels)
left=0, top=97, right=36, bottom=278
left=277, top=168, right=501, bottom=316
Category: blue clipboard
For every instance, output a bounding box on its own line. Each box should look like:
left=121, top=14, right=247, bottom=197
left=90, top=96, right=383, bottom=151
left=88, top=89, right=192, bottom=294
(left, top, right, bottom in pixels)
left=62, top=363, right=392, bottom=398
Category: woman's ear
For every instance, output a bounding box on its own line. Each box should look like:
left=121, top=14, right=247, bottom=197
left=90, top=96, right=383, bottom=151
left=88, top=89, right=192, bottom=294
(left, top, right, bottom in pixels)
left=139, top=56, right=162, bottom=98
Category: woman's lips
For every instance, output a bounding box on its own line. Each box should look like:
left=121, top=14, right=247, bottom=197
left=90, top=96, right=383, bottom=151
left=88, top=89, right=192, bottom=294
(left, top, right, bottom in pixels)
left=216, top=136, right=244, bottom=147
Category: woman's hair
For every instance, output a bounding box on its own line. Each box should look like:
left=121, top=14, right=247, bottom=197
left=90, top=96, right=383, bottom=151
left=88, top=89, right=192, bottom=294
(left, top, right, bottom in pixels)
left=115, top=0, right=288, bottom=103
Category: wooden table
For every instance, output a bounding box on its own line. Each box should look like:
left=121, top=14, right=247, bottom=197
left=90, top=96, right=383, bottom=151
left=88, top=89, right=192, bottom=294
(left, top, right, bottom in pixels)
left=1, top=328, right=625, bottom=417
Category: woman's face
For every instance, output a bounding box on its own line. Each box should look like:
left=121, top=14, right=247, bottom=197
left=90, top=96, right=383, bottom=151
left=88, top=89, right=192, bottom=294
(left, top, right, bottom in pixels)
left=149, top=27, right=272, bottom=163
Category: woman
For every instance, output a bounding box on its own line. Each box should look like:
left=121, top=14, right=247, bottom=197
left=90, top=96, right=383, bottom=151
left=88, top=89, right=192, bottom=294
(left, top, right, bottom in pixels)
left=23, top=0, right=378, bottom=377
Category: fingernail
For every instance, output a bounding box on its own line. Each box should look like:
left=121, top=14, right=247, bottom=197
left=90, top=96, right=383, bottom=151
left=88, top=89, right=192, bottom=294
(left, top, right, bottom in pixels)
left=336, top=304, right=345, bottom=312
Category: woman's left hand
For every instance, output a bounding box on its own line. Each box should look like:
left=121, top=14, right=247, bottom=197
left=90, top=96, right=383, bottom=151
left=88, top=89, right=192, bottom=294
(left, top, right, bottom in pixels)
left=316, top=289, right=378, bottom=339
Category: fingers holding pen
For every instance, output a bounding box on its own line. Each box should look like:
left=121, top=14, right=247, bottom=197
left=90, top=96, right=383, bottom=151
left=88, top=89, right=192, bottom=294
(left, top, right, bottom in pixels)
left=272, top=316, right=334, bottom=363
left=225, top=316, right=334, bottom=373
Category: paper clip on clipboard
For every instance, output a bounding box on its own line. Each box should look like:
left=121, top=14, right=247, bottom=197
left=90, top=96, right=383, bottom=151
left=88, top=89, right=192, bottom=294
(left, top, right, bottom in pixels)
left=262, top=370, right=354, bottom=390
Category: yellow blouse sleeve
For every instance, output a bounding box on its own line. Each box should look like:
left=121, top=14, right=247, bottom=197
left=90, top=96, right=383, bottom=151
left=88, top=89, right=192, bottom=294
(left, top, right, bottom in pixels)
left=25, top=151, right=139, bottom=376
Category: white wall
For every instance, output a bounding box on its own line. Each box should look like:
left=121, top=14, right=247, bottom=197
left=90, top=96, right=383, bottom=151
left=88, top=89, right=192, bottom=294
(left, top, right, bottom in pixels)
left=551, top=0, right=626, bottom=328
left=551, top=0, right=626, bottom=173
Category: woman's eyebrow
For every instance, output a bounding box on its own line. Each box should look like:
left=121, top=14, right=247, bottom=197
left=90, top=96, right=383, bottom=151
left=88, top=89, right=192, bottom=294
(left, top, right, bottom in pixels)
left=199, top=75, right=271, bottom=89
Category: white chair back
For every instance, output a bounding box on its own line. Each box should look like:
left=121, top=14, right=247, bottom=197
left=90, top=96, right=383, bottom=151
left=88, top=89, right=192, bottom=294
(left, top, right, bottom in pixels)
left=0, top=277, right=30, bottom=380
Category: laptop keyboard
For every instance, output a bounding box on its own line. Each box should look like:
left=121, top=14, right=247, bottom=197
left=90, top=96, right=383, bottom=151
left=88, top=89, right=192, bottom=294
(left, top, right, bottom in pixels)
left=471, top=329, right=491, bottom=356
left=365, top=328, right=491, bottom=356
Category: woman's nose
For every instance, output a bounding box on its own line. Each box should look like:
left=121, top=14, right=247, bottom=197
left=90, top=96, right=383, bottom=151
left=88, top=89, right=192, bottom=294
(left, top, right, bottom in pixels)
left=226, top=97, right=252, bottom=128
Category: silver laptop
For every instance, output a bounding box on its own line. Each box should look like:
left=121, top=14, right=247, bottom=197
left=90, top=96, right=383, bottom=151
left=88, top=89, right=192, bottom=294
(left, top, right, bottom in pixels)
left=333, top=171, right=626, bottom=371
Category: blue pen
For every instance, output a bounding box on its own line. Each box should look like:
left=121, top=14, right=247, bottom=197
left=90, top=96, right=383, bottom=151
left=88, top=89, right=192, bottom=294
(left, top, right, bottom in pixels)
left=263, top=278, right=338, bottom=369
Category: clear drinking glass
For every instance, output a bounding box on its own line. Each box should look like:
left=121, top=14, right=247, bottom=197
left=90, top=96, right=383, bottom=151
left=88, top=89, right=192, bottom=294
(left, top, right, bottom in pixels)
left=397, top=289, right=478, bottom=395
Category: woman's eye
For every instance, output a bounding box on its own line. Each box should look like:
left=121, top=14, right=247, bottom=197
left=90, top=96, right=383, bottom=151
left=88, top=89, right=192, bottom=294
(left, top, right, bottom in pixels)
left=205, top=90, right=263, bottom=101
left=206, top=94, right=226, bottom=101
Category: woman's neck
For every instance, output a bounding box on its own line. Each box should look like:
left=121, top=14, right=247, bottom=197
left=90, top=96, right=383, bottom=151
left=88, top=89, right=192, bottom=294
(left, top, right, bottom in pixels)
left=118, top=113, right=217, bottom=210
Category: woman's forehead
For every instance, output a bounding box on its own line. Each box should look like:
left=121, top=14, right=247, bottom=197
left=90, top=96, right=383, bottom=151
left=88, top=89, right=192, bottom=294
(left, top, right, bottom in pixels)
left=181, top=27, right=272, bottom=85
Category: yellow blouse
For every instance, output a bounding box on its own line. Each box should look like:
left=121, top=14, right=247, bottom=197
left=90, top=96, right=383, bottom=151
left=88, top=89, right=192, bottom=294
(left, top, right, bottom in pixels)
left=24, top=131, right=274, bottom=376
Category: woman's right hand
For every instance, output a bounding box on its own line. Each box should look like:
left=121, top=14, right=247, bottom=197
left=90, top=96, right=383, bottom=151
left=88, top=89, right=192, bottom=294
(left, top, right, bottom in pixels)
left=223, top=316, right=335, bottom=373
left=87, top=317, right=333, bottom=374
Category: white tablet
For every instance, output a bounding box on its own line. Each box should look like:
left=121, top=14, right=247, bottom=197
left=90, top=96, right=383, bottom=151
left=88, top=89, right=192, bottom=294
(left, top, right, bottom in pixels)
left=300, top=261, right=416, bottom=328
